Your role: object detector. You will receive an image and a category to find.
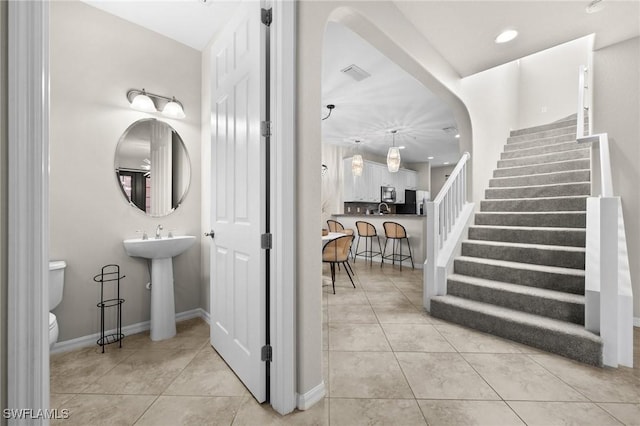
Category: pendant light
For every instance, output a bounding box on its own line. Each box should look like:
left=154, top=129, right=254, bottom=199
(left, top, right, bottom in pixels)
left=352, top=140, right=363, bottom=176
left=387, top=130, right=401, bottom=173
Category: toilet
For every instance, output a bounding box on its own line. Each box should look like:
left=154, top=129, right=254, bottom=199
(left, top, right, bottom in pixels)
left=49, top=260, right=66, bottom=349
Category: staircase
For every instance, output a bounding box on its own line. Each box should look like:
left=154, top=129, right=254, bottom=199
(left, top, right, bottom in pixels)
left=431, top=115, right=603, bottom=366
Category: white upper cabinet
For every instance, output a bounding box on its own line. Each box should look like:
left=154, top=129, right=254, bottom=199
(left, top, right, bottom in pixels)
left=343, top=158, right=418, bottom=204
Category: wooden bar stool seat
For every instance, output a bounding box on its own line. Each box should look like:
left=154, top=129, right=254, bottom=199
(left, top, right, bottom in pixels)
left=354, top=221, right=384, bottom=266
left=382, top=221, right=414, bottom=270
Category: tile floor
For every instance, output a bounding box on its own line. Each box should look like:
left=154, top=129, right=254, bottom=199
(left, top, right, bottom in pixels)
left=50, top=260, right=640, bottom=425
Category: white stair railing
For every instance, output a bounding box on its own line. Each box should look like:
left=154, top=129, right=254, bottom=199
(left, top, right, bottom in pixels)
left=424, top=152, right=475, bottom=310
left=577, top=66, right=634, bottom=367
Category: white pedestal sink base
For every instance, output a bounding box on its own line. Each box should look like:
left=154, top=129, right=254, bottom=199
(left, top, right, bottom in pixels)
left=150, top=257, right=177, bottom=341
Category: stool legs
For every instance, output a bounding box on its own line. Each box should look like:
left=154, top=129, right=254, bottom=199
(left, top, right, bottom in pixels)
left=382, top=237, right=415, bottom=270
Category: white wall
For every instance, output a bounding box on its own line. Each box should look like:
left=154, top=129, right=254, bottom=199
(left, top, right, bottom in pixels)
left=460, top=61, right=520, bottom=204
left=321, top=144, right=344, bottom=223
left=50, top=2, right=202, bottom=341
left=430, top=165, right=456, bottom=198
left=0, top=0, right=7, bottom=411
left=517, top=36, right=592, bottom=128
left=593, top=36, right=640, bottom=318
left=407, top=162, right=431, bottom=191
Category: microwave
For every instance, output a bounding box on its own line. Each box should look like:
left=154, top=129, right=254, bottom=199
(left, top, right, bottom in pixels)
left=380, top=186, right=396, bottom=203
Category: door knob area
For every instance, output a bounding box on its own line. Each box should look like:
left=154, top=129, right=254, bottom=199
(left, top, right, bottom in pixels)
left=204, top=230, right=215, bottom=239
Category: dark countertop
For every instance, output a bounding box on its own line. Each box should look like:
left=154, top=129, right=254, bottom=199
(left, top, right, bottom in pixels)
left=332, top=213, right=426, bottom=219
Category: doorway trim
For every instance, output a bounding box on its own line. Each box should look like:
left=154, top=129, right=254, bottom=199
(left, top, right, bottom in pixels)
left=7, top=0, right=50, bottom=415
left=6, top=0, right=299, bottom=417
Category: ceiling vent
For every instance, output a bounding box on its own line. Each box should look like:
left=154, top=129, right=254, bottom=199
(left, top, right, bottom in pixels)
left=341, top=64, right=371, bottom=82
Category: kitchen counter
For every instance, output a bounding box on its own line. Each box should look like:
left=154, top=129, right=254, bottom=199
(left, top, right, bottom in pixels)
left=333, top=213, right=425, bottom=218
left=330, top=214, right=427, bottom=268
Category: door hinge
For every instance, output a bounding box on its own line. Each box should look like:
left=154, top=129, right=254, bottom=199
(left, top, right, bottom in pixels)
left=261, top=233, right=272, bottom=250
left=261, top=8, right=272, bottom=27
left=261, top=344, right=272, bottom=362
left=261, top=120, right=271, bottom=137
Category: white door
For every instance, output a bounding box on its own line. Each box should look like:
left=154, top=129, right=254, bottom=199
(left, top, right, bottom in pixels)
left=209, top=1, right=267, bottom=402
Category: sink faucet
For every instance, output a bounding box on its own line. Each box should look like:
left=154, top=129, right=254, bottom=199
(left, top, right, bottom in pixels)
left=378, top=203, right=390, bottom=214
left=155, top=224, right=163, bottom=239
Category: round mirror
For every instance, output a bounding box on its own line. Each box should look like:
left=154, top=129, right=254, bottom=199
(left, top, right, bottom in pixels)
left=115, top=118, right=191, bottom=216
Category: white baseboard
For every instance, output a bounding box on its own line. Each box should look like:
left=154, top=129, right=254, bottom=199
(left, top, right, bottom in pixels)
left=51, top=308, right=207, bottom=355
left=634, top=317, right=640, bottom=327
left=296, top=381, right=325, bottom=411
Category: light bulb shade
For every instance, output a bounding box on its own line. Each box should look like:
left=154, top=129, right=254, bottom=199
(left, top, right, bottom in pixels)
left=352, top=155, right=363, bottom=176
left=387, top=147, right=401, bottom=173
left=130, top=93, right=156, bottom=112
left=162, top=100, right=186, bottom=119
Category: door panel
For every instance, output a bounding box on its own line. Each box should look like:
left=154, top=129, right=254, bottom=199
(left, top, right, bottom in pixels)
left=209, top=1, right=266, bottom=402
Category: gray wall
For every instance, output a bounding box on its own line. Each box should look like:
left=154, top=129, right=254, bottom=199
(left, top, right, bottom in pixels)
left=0, top=0, right=7, bottom=419
left=49, top=2, right=202, bottom=342
left=593, top=36, right=640, bottom=318
left=430, top=165, right=456, bottom=198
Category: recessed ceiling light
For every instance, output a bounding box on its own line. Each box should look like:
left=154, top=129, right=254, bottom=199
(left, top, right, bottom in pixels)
left=586, top=0, right=605, bottom=13
left=427, top=156, right=434, bottom=160
left=495, top=29, right=518, bottom=44
left=444, top=161, right=450, bottom=165
left=455, top=134, right=460, bottom=139
left=398, top=146, right=406, bottom=150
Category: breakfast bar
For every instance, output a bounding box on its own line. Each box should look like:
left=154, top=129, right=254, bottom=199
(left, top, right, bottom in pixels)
left=331, top=214, right=427, bottom=268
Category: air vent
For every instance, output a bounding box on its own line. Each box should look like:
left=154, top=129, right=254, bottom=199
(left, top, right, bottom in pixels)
left=340, top=64, right=371, bottom=82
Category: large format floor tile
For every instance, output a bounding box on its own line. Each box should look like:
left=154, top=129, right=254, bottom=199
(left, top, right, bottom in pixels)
left=507, top=401, right=622, bottom=426
left=50, top=264, right=640, bottom=425
left=463, top=353, right=588, bottom=401
left=418, top=400, right=525, bottom=426
left=329, top=351, right=413, bottom=398
left=396, top=352, right=499, bottom=400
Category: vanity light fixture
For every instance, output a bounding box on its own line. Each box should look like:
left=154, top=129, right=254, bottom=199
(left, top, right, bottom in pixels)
left=387, top=130, right=401, bottom=173
left=127, top=89, right=186, bottom=119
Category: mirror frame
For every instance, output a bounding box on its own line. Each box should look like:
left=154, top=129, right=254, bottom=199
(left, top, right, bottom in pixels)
left=114, top=118, right=191, bottom=217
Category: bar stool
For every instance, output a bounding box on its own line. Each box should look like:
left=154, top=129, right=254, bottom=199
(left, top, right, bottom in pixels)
left=354, top=221, right=384, bottom=266
left=382, top=221, right=414, bottom=270
left=327, top=220, right=355, bottom=259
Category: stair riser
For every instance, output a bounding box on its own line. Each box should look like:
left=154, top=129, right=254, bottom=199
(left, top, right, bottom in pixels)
left=490, top=170, right=590, bottom=188
left=461, top=242, right=585, bottom=269
left=480, top=197, right=586, bottom=212
left=494, top=159, right=590, bottom=178
left=485, top=183, right=590, bottom=199
left=501, top=142, right=584, bottom=160
left=430, top=300, right=602, bottom=366
left=475, top=213, right=586, bottom=228
left=454, top=259, right=584, bottom=294
left=447, top=280, right=585, bottom=324
left=507, top=128, right=577, bottom=145
left=468, top=227, right=585, bottom=247
left=498, top=149, right=590, bottom=168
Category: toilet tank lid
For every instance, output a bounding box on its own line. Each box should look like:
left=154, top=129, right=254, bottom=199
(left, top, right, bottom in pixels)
left=49, top=260, right=66, bottom=270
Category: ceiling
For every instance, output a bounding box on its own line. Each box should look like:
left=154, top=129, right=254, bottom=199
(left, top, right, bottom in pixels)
left=83, top=0, right=240, bottom=51
left=394, top=0, right=640, bottom=77
left=321, top=22, right=460, bottom=166
left=82, top=0, right=640, bottom=167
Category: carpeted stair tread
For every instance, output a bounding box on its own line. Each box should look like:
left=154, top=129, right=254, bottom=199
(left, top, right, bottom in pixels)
left=430, top=295, right=602, bottom=365
left=468, top=225, right=585, bottom=247
left=510, top=117, right=580, bottom=137
left=501, top=141, right=586, bottom=160
left=475, top=211, right=586, bottom=228
left=485, top=182, right=591, bottom=199
left=480, top=195, right=587, bottom=212
left=461, top=239, right=585, bottom=269
left=494, top=159, right=590, bottom=178
left=454, top=256, right=584, bottom=293
left=489, top=170, right=590, bottom=187
left=506, top=132, right=577, bottom=148
left=498, top=149, right=590, bottom=169
left=446, top=274, right=585, bottom=324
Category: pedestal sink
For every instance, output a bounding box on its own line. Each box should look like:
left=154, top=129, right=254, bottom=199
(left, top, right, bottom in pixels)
left=123, top=236, right=196, bottom=341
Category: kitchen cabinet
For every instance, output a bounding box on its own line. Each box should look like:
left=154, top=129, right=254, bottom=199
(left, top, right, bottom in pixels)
left=343, top=158, right=418, bottom=204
